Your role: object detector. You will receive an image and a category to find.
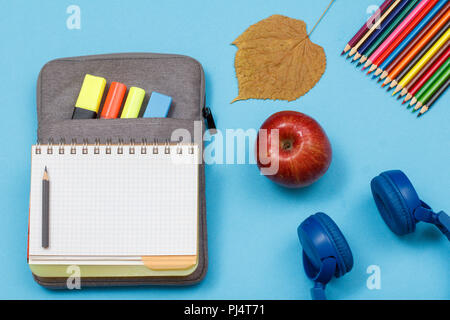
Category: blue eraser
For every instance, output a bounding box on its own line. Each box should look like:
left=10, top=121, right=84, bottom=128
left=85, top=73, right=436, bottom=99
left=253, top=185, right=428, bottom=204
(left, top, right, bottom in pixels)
left=144, top=92, right=172, bottom=118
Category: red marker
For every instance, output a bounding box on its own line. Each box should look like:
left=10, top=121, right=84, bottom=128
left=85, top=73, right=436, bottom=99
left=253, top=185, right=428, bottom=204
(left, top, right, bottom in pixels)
left=100, top=82, right=127, bottom=119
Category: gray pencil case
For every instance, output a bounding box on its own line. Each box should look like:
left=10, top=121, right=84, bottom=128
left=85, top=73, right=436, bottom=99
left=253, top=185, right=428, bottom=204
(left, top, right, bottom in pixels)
left=30, top=53, right=211, bottom=288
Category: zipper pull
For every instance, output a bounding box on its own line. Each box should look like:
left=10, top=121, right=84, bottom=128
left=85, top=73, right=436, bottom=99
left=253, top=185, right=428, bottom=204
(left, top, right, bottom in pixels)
left=202, top=106, right=217, bottom=134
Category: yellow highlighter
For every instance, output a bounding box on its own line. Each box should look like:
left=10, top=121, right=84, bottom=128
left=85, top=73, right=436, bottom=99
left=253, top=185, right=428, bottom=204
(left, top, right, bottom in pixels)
left=73, top=74, right=106, bottom=119
left=120, top=87, right=146, bottom=118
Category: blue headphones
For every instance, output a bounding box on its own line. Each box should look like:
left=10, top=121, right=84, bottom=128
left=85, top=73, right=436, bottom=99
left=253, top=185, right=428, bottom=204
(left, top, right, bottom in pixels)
left=297, top=170, right=449, bottom=300
left=297, top=212, right=353, bottom=300
left=371, top=170, right=450, bottom=240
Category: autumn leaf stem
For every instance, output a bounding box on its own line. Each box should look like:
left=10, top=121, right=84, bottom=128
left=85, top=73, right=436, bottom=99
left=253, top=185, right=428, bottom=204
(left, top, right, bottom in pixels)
left=308, top=0, right=335, bottom=37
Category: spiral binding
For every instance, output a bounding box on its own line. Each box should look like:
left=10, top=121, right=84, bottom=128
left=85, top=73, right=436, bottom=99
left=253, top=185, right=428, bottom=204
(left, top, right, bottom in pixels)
left=59, top=139, right=66, bottom=154
left=35, top=138, right=196, bottom=155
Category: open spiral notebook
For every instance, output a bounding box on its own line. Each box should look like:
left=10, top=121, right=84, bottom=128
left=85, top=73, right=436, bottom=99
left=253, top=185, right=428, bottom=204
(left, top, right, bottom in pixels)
left=28, top=143, right=199, bottom=273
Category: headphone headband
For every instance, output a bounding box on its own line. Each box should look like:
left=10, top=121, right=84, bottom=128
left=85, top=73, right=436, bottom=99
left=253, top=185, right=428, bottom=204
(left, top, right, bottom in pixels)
left=380, top=170, right=421, bottom=214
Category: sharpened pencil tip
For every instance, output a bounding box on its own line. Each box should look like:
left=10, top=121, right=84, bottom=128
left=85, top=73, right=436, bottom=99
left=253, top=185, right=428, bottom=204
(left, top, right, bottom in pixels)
left=397, top=95, right=402, bottom=100
left=381, top=83, right=386, bottom=88
left=43, top=166, right=49, bottom=180
left=402, top=100, right=406, bottom=104
left=341, top=51, right=345, bottom=56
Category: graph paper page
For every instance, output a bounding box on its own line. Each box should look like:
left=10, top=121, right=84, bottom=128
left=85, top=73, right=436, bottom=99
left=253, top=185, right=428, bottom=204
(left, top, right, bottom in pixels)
left=29, top=145, right=198, bottom=257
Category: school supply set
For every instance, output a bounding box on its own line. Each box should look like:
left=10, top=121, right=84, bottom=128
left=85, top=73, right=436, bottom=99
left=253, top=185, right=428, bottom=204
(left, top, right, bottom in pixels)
left=28, top=53, right=211, bottom=288
left=73, top=74, right=173, bottom=119
left=343, top=0, right=449, bottom=117
left=298, top=170, right=450, bottom=300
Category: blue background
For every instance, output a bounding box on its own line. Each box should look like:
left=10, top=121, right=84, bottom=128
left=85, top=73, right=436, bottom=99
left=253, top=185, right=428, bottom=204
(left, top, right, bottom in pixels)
left=0, top=0, right=448, bottom=300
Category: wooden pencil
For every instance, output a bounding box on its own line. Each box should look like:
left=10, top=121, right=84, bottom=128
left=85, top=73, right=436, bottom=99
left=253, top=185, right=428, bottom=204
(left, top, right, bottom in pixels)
left=380, top=6, right=450, bottom=82
left=342, top=0, right=395, bottom=55
left=391, top=19, right=450, bottom=92
left=397, top=28, right=450, bottom=94
left=377, top=1, right=449, bottom=79
left=410, top=59, right=450, bottom=108
left=384, top=24, right=450, bottom=88
left=399, top=42, right=450, bottom=100
left=42, top=166, right=50, bottom=248
left=348, top=0, right=402, bottom=58
left=391, top=25, right=450, bottom=95
left=362, top=2, right=424, bottom=70
left=364, top=0, right=438, bottom=72
left=418, top=78, right=449, bottom=116
left=403, top=45, right=450, bottom=103
left=356, top=0, right=417, bottom=63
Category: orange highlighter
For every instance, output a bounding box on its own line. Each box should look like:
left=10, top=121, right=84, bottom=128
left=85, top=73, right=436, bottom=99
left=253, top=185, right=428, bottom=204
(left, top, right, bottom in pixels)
left=100, top=82, right=127, bottom=119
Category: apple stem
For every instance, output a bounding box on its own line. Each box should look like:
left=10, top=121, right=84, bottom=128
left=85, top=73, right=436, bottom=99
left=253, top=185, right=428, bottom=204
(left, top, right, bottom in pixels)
left=282, top=140, right=293, bottom=151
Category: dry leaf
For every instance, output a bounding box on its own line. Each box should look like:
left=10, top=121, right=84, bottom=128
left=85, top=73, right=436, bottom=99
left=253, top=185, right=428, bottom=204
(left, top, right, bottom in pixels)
left=232, top=15, right=326, bottom=103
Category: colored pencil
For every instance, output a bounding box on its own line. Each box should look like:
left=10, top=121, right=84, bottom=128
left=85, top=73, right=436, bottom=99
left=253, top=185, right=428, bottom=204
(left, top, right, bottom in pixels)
left=366, top=0, right=439, bottom=73
left=348, top=0, right=402, bottom=58
left=405, top=50, right=450, bottom=103
left=394, top=28, right=450, bottom=92
left=358, top=0, right=419, bottom=65
left=375, top=0, right=449, bottom=77
left=342, top=0, right=395, bottom=55
left=418, top=78, right=449, bottom=116
left=410, top=58, right=450, bottom=108
left=379, top=1, right=450, bottom=80
left=392, top=21, right=450, bottom=94
left=355, top=0, right=414, bottom=62
left=403, top=43, right=450, bottom=102
left=383, top=17, right=450, bottom=87
left=342, top=0, right=450, bottom=115
left=413, top=73, right=450, bottom=110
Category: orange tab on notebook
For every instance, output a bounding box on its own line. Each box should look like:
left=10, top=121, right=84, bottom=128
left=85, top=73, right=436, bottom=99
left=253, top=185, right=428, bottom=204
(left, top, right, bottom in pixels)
left=142, top=255, right=197, bottom=270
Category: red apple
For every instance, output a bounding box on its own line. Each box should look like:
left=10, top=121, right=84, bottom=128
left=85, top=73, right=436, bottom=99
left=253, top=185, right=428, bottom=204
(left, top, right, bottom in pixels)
left=256, top=111, right=332, bottom=188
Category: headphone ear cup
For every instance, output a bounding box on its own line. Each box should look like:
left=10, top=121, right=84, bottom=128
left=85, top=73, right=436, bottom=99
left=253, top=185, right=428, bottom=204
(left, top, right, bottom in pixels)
left=371, top=173, right=416, bottom=235
left=314, top=213, right=353, bottom=277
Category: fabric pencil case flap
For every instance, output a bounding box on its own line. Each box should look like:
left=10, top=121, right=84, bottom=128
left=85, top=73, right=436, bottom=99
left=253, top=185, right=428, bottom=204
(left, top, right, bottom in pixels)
left=31, top=53, right=208, bottom=288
